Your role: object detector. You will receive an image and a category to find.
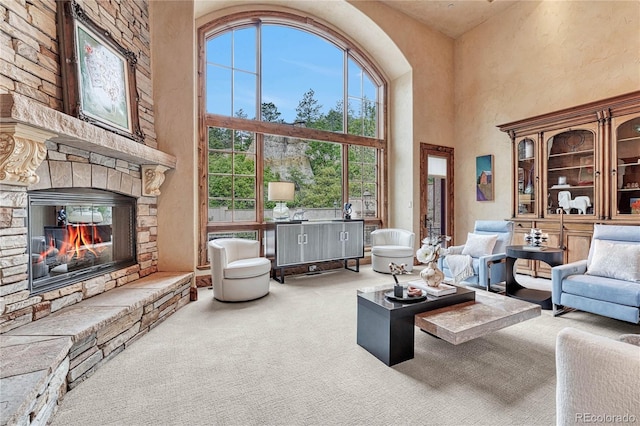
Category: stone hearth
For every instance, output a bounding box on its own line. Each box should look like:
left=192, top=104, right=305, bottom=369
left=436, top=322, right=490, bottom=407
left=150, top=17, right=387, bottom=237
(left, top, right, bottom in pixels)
left=0, top=91, right=195, bottom=426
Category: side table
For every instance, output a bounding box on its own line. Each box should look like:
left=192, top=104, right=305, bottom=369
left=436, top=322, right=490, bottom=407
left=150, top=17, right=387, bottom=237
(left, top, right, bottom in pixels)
left=505, top=245, right=564, bottom=310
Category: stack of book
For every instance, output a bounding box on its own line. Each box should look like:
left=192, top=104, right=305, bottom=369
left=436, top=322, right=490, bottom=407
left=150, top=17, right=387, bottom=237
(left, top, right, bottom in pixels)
left=406, top=280, right=457, bottom=296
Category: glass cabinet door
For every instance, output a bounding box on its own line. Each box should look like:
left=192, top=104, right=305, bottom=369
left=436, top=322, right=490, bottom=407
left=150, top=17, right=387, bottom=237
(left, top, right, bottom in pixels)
left=515, top=136, right=538, bottom=216
left=544, top=125, right=598, bottom=217
left=612, top=114, right=640, bottom=218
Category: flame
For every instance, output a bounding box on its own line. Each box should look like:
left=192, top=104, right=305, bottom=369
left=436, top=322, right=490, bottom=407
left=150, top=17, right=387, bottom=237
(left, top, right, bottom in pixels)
left=40, top=224, right=105, bottom=264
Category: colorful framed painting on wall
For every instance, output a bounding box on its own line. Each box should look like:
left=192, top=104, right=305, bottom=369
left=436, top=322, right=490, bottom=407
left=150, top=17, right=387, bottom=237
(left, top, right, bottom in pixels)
left=58, top=0, right=144, bottom=142
left=476, top=154, right=494, bottom=201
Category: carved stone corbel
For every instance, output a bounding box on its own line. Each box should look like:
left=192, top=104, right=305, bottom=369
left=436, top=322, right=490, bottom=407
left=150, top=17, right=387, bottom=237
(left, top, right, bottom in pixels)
left=142, top=164, right=169, bottom=196
left=0, top=123, right=56, bottom=186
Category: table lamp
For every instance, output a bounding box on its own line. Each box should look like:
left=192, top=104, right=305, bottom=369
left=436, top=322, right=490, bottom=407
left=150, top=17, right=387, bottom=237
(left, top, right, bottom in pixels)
left=268, top=181, right=295, bottom=221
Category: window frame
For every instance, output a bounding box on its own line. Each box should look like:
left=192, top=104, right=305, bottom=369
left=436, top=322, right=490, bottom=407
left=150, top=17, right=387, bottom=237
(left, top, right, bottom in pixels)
left=197, top=11, right=388, bottom=266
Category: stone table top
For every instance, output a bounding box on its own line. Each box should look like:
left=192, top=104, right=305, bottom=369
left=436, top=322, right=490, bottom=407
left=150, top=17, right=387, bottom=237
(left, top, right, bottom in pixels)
left=414, top=290, right=541, bottom=345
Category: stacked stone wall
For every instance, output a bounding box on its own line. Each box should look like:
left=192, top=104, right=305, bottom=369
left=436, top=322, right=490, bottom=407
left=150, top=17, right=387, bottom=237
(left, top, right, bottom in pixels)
left=0, top=0, right=162, bottom=333
left=0, top=0, right=157, bottom=147
left=0, top=142, right=160, bottom=333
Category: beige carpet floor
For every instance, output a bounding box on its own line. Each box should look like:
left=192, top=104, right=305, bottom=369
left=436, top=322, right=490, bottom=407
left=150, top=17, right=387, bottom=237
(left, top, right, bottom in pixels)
left=51, top=266, right=638, bottom=426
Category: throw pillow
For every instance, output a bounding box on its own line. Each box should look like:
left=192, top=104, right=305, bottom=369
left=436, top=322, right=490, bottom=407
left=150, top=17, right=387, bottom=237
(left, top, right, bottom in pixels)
left=461, top=233, right=498, bottom=258
left=586, top=240, right=640, bottom=283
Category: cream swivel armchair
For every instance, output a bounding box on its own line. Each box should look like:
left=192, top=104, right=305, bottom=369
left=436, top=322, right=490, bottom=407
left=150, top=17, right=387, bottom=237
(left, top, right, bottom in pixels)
left=370, top=228, right=415, bottom=273
left=208, top=238, right=271, bottom=302
left=556, top=327, right=640, bottom=425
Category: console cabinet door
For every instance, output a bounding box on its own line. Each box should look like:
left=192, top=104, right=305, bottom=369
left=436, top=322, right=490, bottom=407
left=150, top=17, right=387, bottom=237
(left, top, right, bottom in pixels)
left=300, top=223, right=322, bottom=263
left=320, top=222, right=345, bottom=261
left=343, top=221, right=364, bottom=258
left=276, top=224, right=303, bottom=266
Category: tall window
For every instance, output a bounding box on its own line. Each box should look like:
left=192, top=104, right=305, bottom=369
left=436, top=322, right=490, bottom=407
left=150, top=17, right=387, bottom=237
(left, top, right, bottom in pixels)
left=199, top=12, right=386, bottom=261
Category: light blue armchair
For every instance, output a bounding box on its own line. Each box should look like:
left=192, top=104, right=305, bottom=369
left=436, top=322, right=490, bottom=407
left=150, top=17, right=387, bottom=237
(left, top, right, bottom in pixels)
left=439, top=220, right=513, bottom=291
left=552, top=224, right=640, bottom=324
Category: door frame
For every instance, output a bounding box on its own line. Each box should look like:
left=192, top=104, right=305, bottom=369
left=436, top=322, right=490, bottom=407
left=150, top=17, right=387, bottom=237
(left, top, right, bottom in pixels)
left=419, top=143, right=454, bottom=244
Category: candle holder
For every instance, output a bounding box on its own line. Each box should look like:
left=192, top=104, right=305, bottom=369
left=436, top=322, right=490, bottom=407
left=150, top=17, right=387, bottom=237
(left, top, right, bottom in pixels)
left=524, top=229, right=548, bottom=247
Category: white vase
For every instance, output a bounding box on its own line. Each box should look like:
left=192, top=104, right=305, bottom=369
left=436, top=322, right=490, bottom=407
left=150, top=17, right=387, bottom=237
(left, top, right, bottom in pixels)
left=420, top=262, right=444, bottom=288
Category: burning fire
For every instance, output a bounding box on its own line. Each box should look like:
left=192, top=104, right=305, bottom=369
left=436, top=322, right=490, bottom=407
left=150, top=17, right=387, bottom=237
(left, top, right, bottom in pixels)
left=40, top=224, right=106, bottom=264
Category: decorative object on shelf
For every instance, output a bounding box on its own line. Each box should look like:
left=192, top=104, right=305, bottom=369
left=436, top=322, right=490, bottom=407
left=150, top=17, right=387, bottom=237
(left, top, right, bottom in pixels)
left=563, top=133, right=585, bottom=152
left=578, top=155, right=594, bottom=185
left=631, top=198, right=640, bottom=215
left=518, top=142, right=525, bottom=160
left=383, top=289, right=426, bottom=303
left=558, top=176, right=567, bottom=185
left=343, top=202, right=352, bottom=220
left=524, top=139, right=534, bottom=158
left=389, top=262, right=409, bottom=276
left=524, top=228, right=548, bottom=248
left=407, top=285, right=422, bottom=297
left=420, top=263, right=445, bottom=287
left=292, top=208, right=306, bottom=221
left=618, top=158, right=626, bottom=189
left=476, top=154, right=494, bottom=201
left=416, top=234, right=450, bottom=287
left=389, top=262, right=409, bottom=297
left=624, top=182, right=640, bottom=189
left=268, top=181, right=295, bottom=221
left=558, top=190, right=591, bottom=215
left=524, top=168, right=534, bottom=194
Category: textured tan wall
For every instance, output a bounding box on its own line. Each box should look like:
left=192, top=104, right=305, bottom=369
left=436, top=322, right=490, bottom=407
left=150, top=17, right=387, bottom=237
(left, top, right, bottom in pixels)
left=452, top=0, right=640, bottom=243
left=150, top=1, right=198, bottom=272
left=332, top=1, right=455, bottom=236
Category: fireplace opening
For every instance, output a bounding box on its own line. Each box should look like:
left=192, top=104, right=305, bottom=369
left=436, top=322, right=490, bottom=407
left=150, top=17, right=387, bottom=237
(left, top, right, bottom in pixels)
left=28, top=188, right=137, bottom=295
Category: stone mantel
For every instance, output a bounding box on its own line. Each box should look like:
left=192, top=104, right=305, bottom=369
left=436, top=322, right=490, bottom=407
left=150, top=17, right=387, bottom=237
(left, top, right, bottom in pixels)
left=0, top=93, right=176, bottom=169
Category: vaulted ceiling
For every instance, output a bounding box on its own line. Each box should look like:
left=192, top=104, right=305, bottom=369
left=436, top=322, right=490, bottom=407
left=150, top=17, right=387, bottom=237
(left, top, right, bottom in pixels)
left=379, top=0, right=519, bottom=39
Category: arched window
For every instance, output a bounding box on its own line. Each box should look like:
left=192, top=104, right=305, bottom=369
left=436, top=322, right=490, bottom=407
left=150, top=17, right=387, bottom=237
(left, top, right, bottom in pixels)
left=198, top=12, right=386, bottom=263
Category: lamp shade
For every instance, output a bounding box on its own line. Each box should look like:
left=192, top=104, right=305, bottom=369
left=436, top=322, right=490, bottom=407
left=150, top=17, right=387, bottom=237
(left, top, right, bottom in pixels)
left=268, top=181, right=295, bottom=202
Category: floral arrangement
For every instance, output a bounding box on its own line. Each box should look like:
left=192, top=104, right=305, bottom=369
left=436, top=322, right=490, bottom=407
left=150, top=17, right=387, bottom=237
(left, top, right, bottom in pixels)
left=416, top=234, right=451, bottom=264
left=631, top=199, right=640, bottom=215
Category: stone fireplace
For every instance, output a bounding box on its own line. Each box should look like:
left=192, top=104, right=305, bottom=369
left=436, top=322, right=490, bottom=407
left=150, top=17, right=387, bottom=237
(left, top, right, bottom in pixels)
left=28, top=188, right=137, bottom=295
left=0, top=92, right=175, bottom=333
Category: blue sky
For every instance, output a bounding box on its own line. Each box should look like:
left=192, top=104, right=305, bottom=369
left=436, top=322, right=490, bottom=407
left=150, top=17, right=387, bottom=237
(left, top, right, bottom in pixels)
left=206, top=24, right=376, bottom=123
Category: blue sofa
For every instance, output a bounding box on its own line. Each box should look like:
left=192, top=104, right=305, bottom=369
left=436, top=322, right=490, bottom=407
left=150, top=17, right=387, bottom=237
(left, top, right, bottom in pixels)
left=552, top=224, right=640, bottom=324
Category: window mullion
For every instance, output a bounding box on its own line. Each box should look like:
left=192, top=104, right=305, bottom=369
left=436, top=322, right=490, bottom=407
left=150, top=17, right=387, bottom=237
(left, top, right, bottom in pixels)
left=343, top=50, right=349, bottom=138
left=256, top=21, right=262, bottom=121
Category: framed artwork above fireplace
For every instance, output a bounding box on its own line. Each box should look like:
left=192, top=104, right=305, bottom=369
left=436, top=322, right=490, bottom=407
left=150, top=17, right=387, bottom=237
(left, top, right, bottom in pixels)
left=58, top=0, right=144, bottom=143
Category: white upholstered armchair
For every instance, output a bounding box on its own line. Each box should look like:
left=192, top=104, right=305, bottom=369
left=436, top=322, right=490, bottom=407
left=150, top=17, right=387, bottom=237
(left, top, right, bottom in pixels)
left=208, top=238, right=271, bottom=302
left=556, top=327, right=640, bottom=425
left=370, top=228, right=415, bottom=273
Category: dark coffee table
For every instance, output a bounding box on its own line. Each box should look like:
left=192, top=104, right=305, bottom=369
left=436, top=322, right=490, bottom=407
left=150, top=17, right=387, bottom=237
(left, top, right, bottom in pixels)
left=356, top=284, right=475, bottom=366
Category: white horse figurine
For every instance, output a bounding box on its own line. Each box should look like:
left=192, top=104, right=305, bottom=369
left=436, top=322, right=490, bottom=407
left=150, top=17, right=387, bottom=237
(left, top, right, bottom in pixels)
left=557, top=191, right=591, bottom=214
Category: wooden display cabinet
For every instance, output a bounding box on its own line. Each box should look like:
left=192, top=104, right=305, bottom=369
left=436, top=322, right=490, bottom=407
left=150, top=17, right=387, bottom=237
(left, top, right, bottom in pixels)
left=500, top=91, right=640, bottom=278
left=610, top=113, right=640, bottom=220
left=543, top=123, right=599, bottom=219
